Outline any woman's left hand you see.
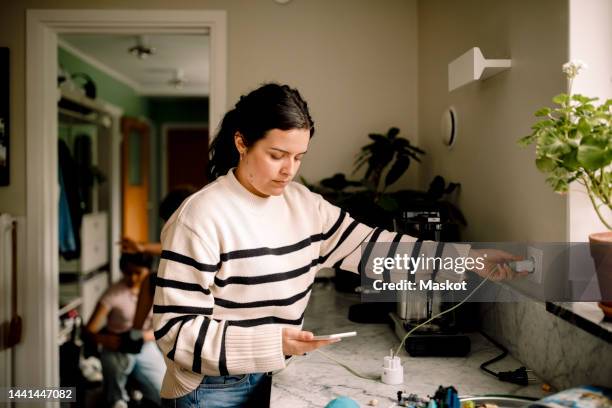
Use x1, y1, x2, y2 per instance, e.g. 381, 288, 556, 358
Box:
468, 249, 529, 281
282, 328, 339, 356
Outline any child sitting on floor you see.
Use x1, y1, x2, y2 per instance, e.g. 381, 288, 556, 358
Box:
85, 252, 165, 408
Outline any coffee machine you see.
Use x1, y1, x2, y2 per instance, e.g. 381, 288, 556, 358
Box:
391, 209, 473, 357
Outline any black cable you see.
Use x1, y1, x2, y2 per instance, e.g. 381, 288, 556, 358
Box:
479, 330, 534, 386
479, 329, 509, 377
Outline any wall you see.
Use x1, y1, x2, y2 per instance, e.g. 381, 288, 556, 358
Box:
59, 47, 149, 118
418, 0, 612, 390
0, 0, 419, 217
417, 0, 567, 243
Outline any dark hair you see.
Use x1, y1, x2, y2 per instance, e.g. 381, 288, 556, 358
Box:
159, 186, 196, 222
120, 252, 153, 272
208, 83, 315, 181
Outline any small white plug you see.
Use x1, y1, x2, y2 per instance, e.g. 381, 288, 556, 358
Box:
508, 257, 535, 273
381, 350, 403, 385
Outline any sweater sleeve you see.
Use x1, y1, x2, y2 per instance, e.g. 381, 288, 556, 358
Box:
315, 194, 470, 280
152, 220, 285, 377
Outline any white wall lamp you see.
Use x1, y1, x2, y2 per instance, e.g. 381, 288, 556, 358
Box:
448, 47, 511, 92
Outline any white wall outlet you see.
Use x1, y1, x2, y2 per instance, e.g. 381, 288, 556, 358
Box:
527, 246, 544, 284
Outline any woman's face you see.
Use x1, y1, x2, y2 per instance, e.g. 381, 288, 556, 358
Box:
235, 128, 310, 197
123, 265, 149, 288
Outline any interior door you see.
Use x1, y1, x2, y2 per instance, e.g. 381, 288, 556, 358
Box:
121, 117, 150, 243
166, 126, 209, 192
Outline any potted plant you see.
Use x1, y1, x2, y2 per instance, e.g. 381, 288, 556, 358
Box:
518, 60, 611, 317
303, 127, 466, 230
353, 127, 425, 196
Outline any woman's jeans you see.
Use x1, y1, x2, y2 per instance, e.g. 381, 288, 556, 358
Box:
161, 373, 272, 408
100, 341, 165, 406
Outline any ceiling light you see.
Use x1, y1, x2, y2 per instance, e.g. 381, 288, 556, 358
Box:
168, 69, 187, 89
128, 35, 156, 59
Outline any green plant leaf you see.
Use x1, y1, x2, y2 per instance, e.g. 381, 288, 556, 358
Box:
368, 133, 386, 143
320, 173, 363, 191
518, 134, 535, 146
376, 195, 399, 212
540, 132, 571, 156
387, 127, 400, 139
578, 138, 610, 170
536, 156, 556, 172
547, 175, 569, 193
572, 94, 599, 104
535, 108, 551, 117
577, 118, 592, 136
384, 156, 410, 187
560, 150, 580, 171
531, 119, 554, 130
408, 144, 426, 155
427, 175, 445, 200
552, 94, 570, 105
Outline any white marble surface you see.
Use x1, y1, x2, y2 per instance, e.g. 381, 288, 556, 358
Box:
271, 282, 545, 407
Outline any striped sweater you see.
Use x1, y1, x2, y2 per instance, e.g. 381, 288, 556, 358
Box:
153, 169, 468, 398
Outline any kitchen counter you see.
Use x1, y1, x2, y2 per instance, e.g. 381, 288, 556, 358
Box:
271, 281, 546, 407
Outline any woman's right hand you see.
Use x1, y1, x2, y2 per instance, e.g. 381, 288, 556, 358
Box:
282, 328, 339, 356
119, 237, 144, 254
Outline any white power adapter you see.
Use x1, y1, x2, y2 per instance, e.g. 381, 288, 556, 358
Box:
508, 257, 536, 273
381, 352, 403, 385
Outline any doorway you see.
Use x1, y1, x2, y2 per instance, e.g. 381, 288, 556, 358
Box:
25, 9, 226, 390
163, 123, 209, 195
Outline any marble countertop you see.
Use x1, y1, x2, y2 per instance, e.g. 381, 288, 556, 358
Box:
271, 281, 546, 407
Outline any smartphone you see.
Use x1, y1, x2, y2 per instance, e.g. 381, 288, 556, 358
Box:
311, 331, 357, 340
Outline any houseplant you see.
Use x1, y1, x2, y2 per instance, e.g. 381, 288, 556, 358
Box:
518, 60, 611, 316
303, 127, 466, 232
302, 127, 424, 228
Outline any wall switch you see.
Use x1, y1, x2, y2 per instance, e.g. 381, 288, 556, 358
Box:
527, 246, 544, 284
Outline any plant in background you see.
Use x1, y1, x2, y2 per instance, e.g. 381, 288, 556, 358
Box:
308, 127, 426, 214
518, 60, 612, 230
301, 127, 465, 230
353, 127, 425, 194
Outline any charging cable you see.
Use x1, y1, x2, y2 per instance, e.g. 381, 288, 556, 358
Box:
393, 264, 500, 358
316, 349, 379, 381
315, 263, 507, 383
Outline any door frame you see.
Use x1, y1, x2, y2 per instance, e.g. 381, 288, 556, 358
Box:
25, 9, 227, 391
161, 122, 209, 198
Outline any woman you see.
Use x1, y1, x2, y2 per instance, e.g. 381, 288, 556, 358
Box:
153, 83, 520, 407
85, 252, 165, 408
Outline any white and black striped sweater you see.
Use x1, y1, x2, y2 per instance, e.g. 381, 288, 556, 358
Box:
153, 169, 468, 398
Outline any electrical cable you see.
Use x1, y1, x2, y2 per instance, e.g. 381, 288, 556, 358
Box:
479, 329, 509, 377
315, 348, 379, 381
394, 264, 500, 358
314, 264, 502, 382
478, 329, 535, 386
